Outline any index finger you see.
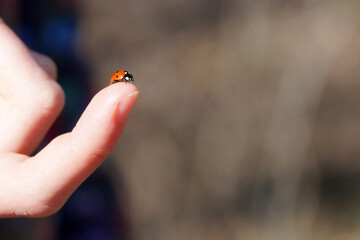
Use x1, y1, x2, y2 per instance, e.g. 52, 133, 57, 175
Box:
19, 83, 138, 217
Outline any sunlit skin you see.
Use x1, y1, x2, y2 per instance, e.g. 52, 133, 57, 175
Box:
0, 19, 139, 218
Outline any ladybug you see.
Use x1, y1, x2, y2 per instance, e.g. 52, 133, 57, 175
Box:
110, 70, 134, 84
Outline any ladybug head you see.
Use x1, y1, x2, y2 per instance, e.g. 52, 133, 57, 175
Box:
123, 71, 134, 83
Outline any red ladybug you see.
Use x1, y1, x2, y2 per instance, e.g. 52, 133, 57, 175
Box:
110, 70, 134, 84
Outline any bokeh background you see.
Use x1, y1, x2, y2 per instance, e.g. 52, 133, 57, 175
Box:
1, 0, 360, 239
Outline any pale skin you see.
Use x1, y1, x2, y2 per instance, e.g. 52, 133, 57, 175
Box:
0, 19, 139, 218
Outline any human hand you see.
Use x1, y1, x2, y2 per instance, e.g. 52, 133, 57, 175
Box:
0, 19, 138, 217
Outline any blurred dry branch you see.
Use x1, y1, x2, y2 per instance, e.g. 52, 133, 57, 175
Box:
81, 0, 360, 239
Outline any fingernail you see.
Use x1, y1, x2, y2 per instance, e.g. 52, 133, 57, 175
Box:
117, 91, 139, 121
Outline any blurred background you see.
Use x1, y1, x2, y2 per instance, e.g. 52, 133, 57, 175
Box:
1, 0, 360, 239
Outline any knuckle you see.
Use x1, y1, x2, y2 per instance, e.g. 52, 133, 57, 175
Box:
70, 134, 109, 162
32, 51, 58, 79
42, 56, 58, 80
35, 81, 65, 115
14, 185, 61, 218
89, 149, 109, 162
17, 201, 57, 218
7, 80, 65, 122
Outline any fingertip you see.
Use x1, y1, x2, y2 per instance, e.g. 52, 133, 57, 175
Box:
118, 90, 139, 121
104, 81, 139, 98
71, 81, 139, 154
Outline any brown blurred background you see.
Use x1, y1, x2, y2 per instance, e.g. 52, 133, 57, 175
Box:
81, 1, 360, 239
2, 0, 360, 239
